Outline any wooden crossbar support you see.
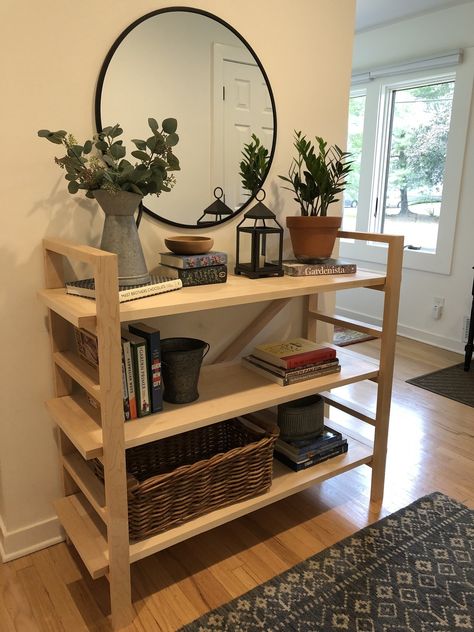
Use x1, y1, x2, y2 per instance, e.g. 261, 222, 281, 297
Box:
214, 298, 292, 363
308, 311, 382, 338
320, 391, 376, 426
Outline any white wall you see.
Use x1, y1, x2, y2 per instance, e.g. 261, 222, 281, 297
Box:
0, 0, 355, 560
337, 2, 474, 353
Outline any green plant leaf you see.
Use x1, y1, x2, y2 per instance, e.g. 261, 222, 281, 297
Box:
131, 150, 150, 162
165, 133, 179, 147
95, 140, 108, 152
68, 181, 79, 194
148, 118, 159, 131
109, 143, 126, 159
162, 118, 177, 134
131, 139, 147, 150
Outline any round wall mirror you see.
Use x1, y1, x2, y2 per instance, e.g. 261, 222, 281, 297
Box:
95, 8, 277, 228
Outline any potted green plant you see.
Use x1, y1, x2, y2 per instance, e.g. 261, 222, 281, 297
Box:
279, 131, 352, 261
239, 133, 270, 195
38, 118, 180, 286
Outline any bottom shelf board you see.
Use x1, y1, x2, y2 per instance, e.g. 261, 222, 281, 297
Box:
56, 434, 373, 576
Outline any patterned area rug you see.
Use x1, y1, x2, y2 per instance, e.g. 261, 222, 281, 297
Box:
333, 326, 376, 347
407, 362, 474, 408
180, 493, 473, 632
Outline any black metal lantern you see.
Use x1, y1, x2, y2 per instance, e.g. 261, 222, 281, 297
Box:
235, 190, 283, 278
197, 187, 234, 225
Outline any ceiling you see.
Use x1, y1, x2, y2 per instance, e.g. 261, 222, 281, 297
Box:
355, 0, 474, 32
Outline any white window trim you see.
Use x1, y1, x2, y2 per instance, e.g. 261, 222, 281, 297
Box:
341, 47, 474, 275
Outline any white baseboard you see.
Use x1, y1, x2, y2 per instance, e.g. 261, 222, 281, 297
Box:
0, 513, 64, 563
335, 307, 465, 355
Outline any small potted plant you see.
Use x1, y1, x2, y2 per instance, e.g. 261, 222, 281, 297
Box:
279, 131, 352, 261
38, 118, 180, 285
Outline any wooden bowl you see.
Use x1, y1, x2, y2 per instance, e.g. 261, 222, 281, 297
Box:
164, 236, 214, 255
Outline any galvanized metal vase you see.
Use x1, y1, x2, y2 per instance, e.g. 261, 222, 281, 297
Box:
93, 190, 151, 287
160, 337, 210, 404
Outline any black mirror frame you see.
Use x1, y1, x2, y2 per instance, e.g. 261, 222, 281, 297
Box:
95, 6, 277, 230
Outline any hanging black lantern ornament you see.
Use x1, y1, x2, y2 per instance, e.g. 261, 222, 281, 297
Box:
235, 189, 283, 279
197, 187, 234, 225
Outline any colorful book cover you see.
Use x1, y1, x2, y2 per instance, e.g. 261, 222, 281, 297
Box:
252, 337, 337, 370
128, 322, 163, 413
274, 441, 348, 471
74, 327, 99, 368
121, 330, 151, 417
159, 251, 227, 269
122, 338, 137, 419
154, 264, 227, 287
281, 259, 357, 276
65, 275, 182, 303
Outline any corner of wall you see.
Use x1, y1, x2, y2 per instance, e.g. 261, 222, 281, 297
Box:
0, 513, 64, 563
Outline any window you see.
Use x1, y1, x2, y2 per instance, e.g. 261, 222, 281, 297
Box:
341, 50, 473, 274
342, 93, 366, 231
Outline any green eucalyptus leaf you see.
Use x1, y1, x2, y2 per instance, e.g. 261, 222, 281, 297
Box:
162, 118, 177, 134
83, 140, 93, 154
68, 181, 79, 194
131, 150, 150, 161
131, 139, 147, 150
110, 143, 126, 159
95, 140, 108, 152
148, 118, 159, 131
165, 133, 179, 147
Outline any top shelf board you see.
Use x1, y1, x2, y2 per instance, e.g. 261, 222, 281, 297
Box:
38, 270, 386, 327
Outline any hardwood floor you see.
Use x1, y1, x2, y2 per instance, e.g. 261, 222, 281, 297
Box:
1, 336, 472, 631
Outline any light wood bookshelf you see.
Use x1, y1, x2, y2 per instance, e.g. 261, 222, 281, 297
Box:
39, 230, 403, 630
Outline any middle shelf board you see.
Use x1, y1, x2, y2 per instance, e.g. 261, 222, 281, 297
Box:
48, 345, 379, 458
56, 431, 373, 578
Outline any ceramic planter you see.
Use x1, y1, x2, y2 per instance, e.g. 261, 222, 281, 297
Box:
286, 215, 342, 262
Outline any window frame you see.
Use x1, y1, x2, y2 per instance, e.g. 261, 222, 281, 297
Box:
340, 51, 474, 275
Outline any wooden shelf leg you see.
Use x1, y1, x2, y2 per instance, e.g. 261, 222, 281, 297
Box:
370, 236, 403, 508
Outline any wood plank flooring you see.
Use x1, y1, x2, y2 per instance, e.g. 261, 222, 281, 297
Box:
1, 336, 472, 631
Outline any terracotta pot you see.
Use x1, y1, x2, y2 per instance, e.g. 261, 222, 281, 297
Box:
286, 215, 342, 262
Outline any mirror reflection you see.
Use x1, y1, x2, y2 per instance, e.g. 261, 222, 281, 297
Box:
96, 9, 276, 228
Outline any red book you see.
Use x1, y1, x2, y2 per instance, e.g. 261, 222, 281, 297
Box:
252, 337, 337, 370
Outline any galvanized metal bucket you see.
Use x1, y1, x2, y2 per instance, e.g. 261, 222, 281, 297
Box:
161, 337, 210, 404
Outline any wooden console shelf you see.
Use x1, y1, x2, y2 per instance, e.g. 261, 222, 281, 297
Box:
39, 231, 403, 629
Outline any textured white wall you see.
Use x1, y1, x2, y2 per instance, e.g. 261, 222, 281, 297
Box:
0, 0, 355, 559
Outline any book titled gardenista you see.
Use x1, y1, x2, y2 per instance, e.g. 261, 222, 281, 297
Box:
281, 259, 357, 276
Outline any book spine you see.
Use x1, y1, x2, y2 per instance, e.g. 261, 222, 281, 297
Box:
128, 326, 163, 413
178, 265, 227, 287
118, 279, 182, 302
122, 340, 137, 419
121, 348, 130, 421
275, 436, 346, 460
283, 349, 337, 370
274, 442, 348, 471
247, 354, 339, 377
160, 252, 228, 269
285, 365, 341, 385
283, 264, 357, 276
131, 342, 151, 417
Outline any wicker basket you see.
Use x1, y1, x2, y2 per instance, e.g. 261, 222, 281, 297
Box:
94, 417, 278, 541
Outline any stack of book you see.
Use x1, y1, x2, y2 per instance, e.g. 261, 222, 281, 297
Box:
74, 322, 163, 421
242, 337, 341, 386
274, 426, 348, 471
154, 250, 228, 287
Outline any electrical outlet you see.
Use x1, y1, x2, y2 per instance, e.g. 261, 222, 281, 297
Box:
433, 297, 445, 307
463, 316, 470, 343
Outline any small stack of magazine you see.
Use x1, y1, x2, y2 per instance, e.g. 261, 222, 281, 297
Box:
242, 337, 341, 386
274, 426, 348, 471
